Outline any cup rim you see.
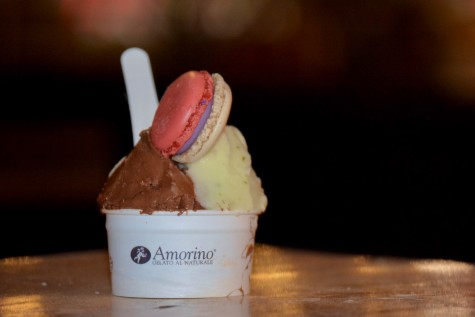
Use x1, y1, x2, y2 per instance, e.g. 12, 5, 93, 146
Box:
102, 208, 263, 216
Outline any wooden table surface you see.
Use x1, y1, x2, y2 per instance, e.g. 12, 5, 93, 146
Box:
1, 244, 474, 316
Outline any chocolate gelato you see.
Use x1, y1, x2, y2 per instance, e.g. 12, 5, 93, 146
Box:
97, 130, 204, 214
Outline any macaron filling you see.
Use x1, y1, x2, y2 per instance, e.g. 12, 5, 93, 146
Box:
176, 98, 213, 155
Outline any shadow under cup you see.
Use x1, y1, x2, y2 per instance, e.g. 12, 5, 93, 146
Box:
104, 209, 260, 298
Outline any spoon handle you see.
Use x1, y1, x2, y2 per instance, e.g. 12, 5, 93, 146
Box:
121, 47, 159, 145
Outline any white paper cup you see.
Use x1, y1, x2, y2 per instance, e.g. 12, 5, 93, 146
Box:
104, 209, 259, 298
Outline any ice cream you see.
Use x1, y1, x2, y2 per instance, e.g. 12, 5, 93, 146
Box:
97, 129, 203, 214
99, 59, 267, 298
97, 70, 267, 214
186, 125, 267, 212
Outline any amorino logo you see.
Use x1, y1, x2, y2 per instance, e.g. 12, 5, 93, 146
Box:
152, 246, 216, 266
130, 246, 151, 264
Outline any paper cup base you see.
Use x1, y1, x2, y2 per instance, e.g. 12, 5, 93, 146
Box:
105, 210, 259, 298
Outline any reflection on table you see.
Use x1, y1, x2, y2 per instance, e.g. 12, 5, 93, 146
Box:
1, 244, 474, 316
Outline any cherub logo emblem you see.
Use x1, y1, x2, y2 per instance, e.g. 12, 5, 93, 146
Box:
130, 246, 151, 264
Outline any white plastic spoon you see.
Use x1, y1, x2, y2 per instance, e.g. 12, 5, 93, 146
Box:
121, 47, 159, 145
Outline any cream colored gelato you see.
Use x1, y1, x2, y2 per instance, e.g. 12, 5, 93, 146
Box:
186, 126, 267, 213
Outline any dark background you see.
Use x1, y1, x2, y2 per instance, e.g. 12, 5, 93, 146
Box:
1, 1, 475, 262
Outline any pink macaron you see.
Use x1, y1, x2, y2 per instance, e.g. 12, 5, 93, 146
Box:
150, 70, 232, 164
150, 70, 213, 157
